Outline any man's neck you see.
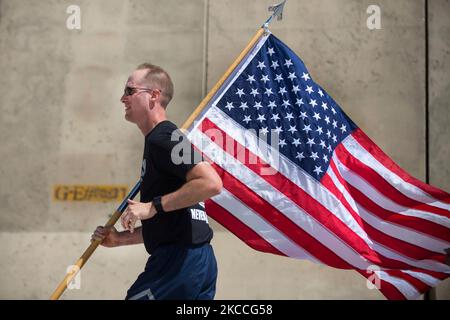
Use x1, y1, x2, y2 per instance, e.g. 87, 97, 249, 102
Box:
138, 113, 167, 136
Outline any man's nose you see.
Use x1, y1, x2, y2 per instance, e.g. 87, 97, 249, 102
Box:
120, 94, 126, 103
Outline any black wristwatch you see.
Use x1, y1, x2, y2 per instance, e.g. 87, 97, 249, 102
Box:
152, 195, 165, 214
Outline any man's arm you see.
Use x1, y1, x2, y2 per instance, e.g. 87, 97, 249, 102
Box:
118, 227, 144, 245
161, 161, 222, 212
121, 161, 222, 231
91, 226, 144, 247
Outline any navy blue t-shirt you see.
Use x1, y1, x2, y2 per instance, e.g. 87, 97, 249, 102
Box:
139, 120, 213, 254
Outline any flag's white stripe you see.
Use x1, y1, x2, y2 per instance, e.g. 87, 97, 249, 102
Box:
375, 271, 420, 300
193, 107, 371, 246
343, 135, 450, 212
326, 163, 359, 213
326, 160, 450, 253
402, 271, 441, 287
190, 32, 271, 132
370, 241, 450, 274
192, 128, 380, 271
333, 153, 450, 228
211, 189, 319, 263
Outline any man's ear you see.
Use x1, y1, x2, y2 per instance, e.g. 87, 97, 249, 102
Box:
152, 90, 161, 103
148, 90, 161, 109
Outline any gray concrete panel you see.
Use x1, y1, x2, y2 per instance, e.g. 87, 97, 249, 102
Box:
429, 0, 450, 191
428, 0, 450, 299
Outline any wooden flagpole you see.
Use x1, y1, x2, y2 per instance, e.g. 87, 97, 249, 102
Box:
50, 182, 141, 300
50, 0, 286, 300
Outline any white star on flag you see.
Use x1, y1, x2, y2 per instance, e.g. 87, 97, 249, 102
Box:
246, 75, 256, 84
284, 59, 293, 67
301, 72, 310, 81
257, 61, 265, 70
225, 102, 234, 111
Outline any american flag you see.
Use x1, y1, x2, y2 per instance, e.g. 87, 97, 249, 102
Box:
186, 32, 450, 299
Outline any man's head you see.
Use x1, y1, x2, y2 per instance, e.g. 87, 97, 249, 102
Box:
120, 63, 174, 126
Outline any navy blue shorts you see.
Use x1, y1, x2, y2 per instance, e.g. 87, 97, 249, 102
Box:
125, 243, 217, 300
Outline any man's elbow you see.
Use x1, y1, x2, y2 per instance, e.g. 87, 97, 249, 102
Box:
191, 162, 223, 198
207, 176, 223, 197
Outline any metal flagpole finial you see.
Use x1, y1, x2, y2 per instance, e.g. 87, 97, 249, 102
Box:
263, 0, 287, 32
268, 0, 287, 21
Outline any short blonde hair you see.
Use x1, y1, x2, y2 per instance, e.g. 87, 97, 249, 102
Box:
136, 63, 174, 108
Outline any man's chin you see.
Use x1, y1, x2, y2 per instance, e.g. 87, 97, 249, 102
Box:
124, 115, 134, 123
124, 112, 138, 124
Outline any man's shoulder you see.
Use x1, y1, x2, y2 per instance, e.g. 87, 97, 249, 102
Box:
147, 120, 176, 141
146, 120, 187, 149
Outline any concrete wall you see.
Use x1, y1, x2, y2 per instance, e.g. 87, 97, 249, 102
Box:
429, 0, 450, 192
0, 0, 448, 299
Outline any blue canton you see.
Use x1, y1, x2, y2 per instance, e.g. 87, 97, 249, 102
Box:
216, 34, 357, 180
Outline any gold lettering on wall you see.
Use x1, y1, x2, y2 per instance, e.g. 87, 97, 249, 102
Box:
53, 185, 128, 202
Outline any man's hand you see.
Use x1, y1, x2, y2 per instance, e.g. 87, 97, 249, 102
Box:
121, 199, 157, 233
91, 226, 121, 247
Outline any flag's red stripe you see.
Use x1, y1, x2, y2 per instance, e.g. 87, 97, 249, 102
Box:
322, 171, 445, 262
199, 119, 444, 271
205, 199, 283, 256
320, 172, 363, 228
328, 158, 348, 191
351, 129, 450, 203
335, 144, 450, 219
210, 162, 349, 269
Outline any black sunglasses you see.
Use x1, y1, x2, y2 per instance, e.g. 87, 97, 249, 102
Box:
124, 86, 154, 97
